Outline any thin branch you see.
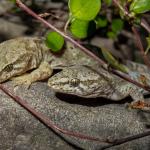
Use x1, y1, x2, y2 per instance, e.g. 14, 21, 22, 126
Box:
1, 84, 150, 147
102, 130, 150, 149
15, 0, 150, 93
16, 0, 105, 66
113, 0, 150, 68
132, 26, 150, 68
109, 68, 150, 91
0, 84, 108, 143
113, 0, 150, 34
12, 0, 150, 147
141, 18, 150, 34
112, 0, 131, 18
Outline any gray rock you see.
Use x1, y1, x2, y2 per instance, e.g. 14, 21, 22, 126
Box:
0, 1, 28, 41
0, 81, 149, 150
0, 0, 13, 14
0, 19, 28, 41
0, 82, 75, 150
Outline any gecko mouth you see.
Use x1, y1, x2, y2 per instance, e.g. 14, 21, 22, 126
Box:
48, 82, 91, 98
0, 70, 13, 83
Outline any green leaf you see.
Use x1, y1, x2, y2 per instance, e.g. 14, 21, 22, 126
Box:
70, 19, 96, 39
107, 31, 117, 39
104, 0, 112, 6
130, 0, 150, 14
111, 19, 124, 33
69, 0, 101, 21
95, 16, 108, 28
107, 19, 124, 39
101, 47, 129, 73
9, 0, 16, 3
145, 36, 150, 54
45, 32, 64, 52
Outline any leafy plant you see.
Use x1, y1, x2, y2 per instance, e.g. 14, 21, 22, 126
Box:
130, 0, 150, 14
107, 18, 124, 39
68, 0, 101, 21
45, 32, 64, 52
13, 0, 150, 145
44, 0, 150, 72
70, 19, 96, 39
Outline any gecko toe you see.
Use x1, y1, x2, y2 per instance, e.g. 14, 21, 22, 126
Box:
11, 75, 32, 89
129, 100, 150, 111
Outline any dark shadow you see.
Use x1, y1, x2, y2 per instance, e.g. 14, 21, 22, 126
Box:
0, 33, 9, 42
55, 92, 132, 107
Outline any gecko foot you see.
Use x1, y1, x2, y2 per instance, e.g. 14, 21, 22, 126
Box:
11, 74, 32, 89
129, 100, 150, 111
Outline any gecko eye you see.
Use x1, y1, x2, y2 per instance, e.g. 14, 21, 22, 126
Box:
70, 78, 80, 86
3, 64, 13, 72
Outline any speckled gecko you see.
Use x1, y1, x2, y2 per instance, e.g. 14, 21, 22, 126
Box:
48, 65, 150, 109
0, 37, 149, 109
0, 37, 99, 86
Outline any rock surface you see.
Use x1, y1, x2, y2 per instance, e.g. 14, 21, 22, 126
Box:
0, 81, 149, 150
0, 1, 149, 149
0, 19, 28, 40
0, 0, 13, 14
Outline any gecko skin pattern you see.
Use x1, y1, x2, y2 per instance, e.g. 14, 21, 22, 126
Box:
48, 65, 147, 102
0, 37, 54, 86
1, 37, 150, 108
0, 37, 99, 86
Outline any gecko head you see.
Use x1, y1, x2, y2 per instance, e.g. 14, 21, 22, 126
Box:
48, 66, 100, 97
0, 54, 33, 83
0, 38, 36, 83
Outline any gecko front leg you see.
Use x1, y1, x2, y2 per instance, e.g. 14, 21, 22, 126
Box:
11, 61, 53, 88
112, 81, 150, 110
48, 65, 150, 111
122, 84, 150, 111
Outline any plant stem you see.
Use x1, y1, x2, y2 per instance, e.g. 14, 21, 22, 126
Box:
132, 26, 150, 68
141, 18, 150, 33
6, 0, 149, 145
113, 0, 150, 68
16, 0, 150, 92
102, 130, 150, 149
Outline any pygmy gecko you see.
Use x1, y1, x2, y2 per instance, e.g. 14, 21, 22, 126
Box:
0, 37, 99, 86
0, 37, 149, 109
48, 65, 150, 109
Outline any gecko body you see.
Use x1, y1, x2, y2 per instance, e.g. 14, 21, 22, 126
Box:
48, 65, 148, 103
0, 37, 99, 86
0, 37, 54, 85
0, 37, 150, 107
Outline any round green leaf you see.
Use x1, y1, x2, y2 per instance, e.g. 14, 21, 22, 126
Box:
107, 31, 117, 39
95, 16, 108, 28
69, 0, 101, 21
70, 19, 96, 39
9, 0, 16, 3
130, 0, 150, 14
45, 32, 64, 52
111, 19, 124, 33
105, 0, 112, 6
